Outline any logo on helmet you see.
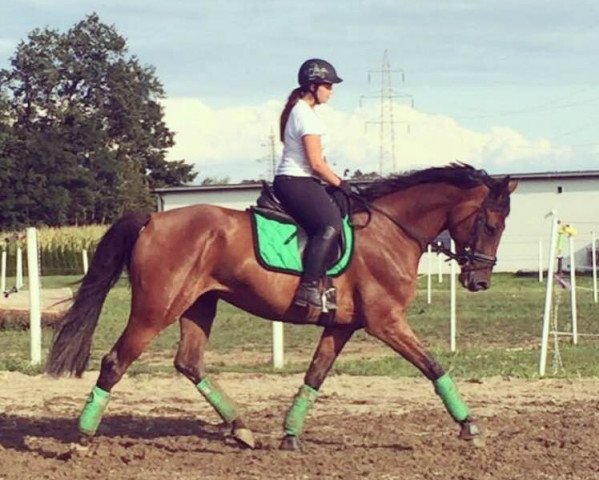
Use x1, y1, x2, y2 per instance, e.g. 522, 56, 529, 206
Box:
308, 63, 329, 80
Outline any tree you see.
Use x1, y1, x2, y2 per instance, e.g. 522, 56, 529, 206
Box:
200, 176, 230, 185
0, 13, 196, 227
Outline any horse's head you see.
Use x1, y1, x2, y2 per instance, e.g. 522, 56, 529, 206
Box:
448, 176, 518, 292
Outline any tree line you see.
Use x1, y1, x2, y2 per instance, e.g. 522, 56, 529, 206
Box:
0, 14, 384, 230
0, 14, 196, 228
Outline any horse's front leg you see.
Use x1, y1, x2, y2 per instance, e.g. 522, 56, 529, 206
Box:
367, 312, 479, 441
280, 326, 355, 451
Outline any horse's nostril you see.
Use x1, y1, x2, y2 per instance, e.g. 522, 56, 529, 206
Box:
476, 281, 489, 290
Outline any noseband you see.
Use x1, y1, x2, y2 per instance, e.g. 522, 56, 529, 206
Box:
434, 196, 506, 269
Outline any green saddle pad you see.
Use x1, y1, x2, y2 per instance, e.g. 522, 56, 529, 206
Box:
250, 210, 354, 277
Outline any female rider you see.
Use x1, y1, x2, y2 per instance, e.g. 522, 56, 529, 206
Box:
273, 58, 351, 309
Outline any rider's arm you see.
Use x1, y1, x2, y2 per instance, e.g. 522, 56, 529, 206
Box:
303, 134, 342, 187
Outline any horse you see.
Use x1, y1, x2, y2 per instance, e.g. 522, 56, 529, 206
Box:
46, 163, 517, 451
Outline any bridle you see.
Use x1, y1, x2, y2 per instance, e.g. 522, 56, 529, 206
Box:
345, 188, 506, 270
432, 198, 500, 270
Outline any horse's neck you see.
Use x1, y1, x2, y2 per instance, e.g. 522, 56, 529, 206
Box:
375, 183, 476, 246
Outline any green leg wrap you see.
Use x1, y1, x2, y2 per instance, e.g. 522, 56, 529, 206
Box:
434, 373, 469, 422
196, 377, 238, 423
283, 384, 319, 437
79, 385, 110, 436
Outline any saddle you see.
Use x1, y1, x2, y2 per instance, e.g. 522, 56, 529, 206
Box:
254, 181, 292, 221
255, 180, 352, 218
248, 181, 354, 278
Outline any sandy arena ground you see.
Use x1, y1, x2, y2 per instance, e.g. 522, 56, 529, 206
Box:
0, 371, 598, 480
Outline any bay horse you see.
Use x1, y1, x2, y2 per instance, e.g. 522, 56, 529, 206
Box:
46, 163, 517, 450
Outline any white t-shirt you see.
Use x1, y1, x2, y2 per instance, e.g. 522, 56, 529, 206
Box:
275, 99, 328, 177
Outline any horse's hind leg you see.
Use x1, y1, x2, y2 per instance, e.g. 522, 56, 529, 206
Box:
79, 313, 165, 437
280, 326, 355, 451
174, 293, 255, 448
367, 313, 479, 441
173, 293, 217, 385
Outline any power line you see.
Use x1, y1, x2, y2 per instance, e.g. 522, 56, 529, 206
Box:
457, 96, 599, 120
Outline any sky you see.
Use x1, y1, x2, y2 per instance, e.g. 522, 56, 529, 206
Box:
1, 0, 599, 183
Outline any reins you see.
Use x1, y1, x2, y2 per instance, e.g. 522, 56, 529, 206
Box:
344, 190, 428, 252
343, 187, 499, 268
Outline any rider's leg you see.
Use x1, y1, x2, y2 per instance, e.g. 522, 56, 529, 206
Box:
294, 225, 339, 307
273, 176, 342, 308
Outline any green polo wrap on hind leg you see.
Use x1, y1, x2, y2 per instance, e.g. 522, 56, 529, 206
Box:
284, 384, 319, 436
196, 377, 238, 423
79, 385, 111, 436
434, 373, 469, 422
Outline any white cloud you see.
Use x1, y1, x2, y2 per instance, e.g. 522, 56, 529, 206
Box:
321, 104, 566, 175
162, 97, 570, 182
163, 97, 281, 180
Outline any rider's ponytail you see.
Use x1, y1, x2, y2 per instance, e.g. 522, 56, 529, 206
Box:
279, 87, 305, 142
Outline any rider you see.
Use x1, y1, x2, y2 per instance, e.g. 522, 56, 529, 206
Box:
273, 58, 351, 309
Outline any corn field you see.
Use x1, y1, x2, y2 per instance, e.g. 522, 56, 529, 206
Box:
1, 225, 108, 276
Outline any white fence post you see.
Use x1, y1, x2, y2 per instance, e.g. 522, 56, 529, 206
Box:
1, 247, 6, 294
450, 239, 457, 353
272, 322, 284, 369
569, 235, 577, 345
437, 244, 443, 283
82, 249, 89, 275
27, 227, 42, 365
539, 214, 559, 377
427, 244, 432, 304
16, 245, 23, 290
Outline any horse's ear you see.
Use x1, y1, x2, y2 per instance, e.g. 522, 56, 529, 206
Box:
491, 176, 517, 199
500, 176, 517, 192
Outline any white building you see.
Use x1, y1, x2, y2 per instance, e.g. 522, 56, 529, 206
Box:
154, 170, 599, 273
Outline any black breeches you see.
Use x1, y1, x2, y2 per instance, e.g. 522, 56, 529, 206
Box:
273, 175, 342, 282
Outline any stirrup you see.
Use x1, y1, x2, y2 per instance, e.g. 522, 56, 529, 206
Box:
322, 286, 337, 312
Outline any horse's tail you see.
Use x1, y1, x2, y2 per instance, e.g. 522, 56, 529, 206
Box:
45, 211, 151, 377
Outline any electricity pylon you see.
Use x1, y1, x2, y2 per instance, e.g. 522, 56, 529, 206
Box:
257, 127, 278, 180
360, 50, 413, 175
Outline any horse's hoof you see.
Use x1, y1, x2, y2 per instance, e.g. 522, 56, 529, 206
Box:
70, 440, 90, 454
458, 418, 480, 441
78, 435, 93, 447
232, 427, 256, 449
279, 435, 302, 451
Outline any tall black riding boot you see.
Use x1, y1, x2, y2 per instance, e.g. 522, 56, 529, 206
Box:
292, 226, 340, 309
292, 280, 322, 308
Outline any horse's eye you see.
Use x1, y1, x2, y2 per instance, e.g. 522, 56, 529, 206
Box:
484, 224, 498, 235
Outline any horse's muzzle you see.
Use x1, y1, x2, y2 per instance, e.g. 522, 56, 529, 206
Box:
460, 271, 490, 292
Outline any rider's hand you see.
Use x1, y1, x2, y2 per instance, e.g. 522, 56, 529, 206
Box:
338, 180, 353, 196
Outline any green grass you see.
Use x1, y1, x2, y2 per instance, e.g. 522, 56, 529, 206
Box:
1, 273, 598, 378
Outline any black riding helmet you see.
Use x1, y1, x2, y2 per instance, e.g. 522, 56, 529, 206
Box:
298, 59, 343, 88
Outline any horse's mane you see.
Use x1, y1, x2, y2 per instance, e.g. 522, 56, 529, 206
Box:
359, 163, 493, 201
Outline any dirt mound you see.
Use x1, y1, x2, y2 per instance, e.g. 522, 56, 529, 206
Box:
0, 288, 71, 328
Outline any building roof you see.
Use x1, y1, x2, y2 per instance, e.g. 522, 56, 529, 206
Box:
153, 169, 599, 194
507, 170, 599, 181
154, 183, 264, 194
